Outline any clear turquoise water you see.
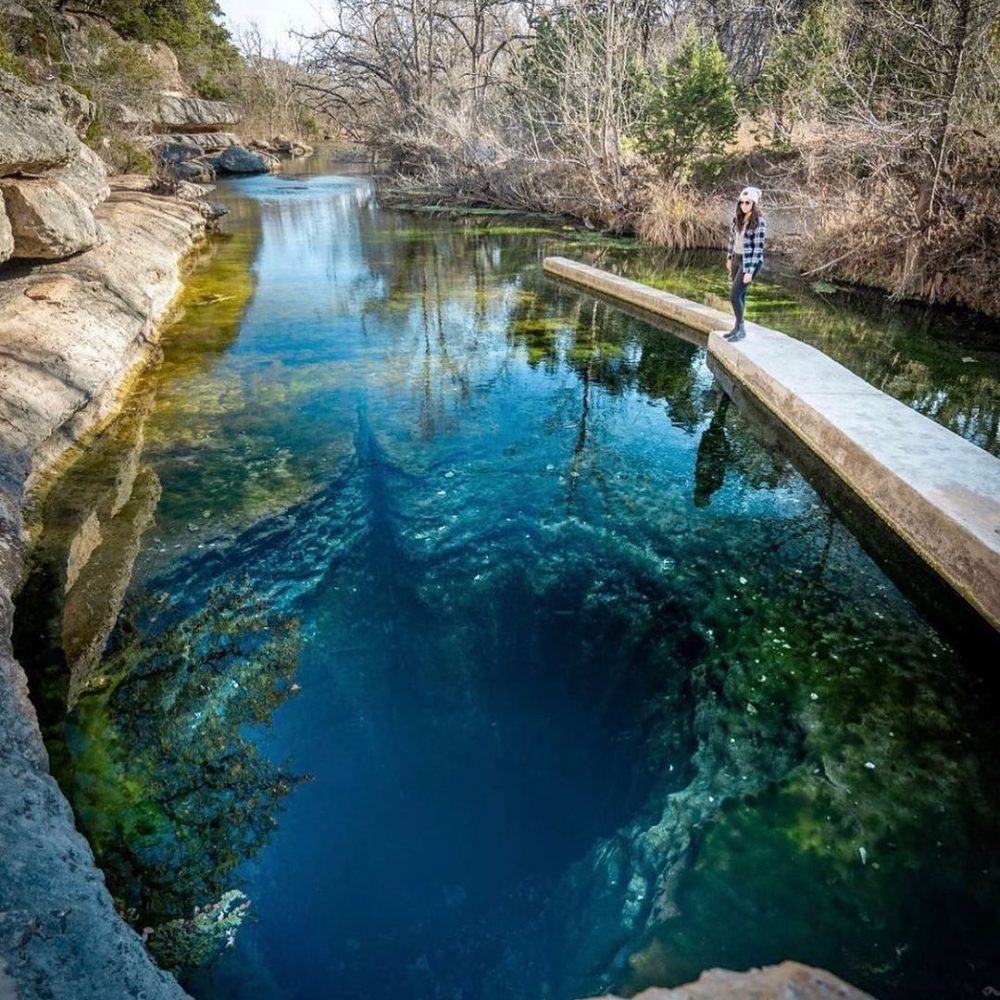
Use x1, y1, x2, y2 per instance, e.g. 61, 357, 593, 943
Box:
21, 159, 1000, 1000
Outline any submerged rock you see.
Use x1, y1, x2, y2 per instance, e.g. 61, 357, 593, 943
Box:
145, 890, 251, 971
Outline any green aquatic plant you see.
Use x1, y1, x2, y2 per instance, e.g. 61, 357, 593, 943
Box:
613, 563, 996, 997
52, 581, 302, 959
560, 233, 641, 250
160, 222, 261, 383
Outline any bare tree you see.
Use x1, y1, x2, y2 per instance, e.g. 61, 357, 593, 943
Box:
298, 0, 536, 140
506, 0, 650, 219
231, 22, 309, 138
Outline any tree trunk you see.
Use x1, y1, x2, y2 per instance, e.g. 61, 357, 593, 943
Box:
925, 0, 971, 224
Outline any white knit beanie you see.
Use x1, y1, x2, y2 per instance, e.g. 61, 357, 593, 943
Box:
740, 186, 762, 205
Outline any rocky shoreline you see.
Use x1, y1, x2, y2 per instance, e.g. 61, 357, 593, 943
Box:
0, 179, 211, 998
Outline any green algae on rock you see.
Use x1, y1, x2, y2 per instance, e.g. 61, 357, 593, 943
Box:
50, 583, 301, 962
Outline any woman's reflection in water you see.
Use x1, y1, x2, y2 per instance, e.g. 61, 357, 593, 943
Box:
693, 393, 731, 507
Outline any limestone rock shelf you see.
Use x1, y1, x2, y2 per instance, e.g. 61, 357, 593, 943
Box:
0, 183, 211, 1000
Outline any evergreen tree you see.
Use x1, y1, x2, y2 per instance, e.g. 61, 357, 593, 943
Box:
636, 27, 738, 180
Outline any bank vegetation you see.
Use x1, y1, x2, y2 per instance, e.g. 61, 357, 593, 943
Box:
3, 0, 997, 315
297, 0, 1000, 317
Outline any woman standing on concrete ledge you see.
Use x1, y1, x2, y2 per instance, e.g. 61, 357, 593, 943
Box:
725, 186, 766, 342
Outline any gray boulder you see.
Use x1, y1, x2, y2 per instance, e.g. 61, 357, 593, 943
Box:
174, 180, 216, 201
271, 135, 314, 157
53, 82, 96, 134
0, 178, 99, 258
0, 191, 13, 263
0, 70, 79, 176
218, 145, 278, 175
172, 158, 216, 183
152, 142, 217, 183
163, 131, 240, 152
48, 143, 110, 209
156, 141, 200, 164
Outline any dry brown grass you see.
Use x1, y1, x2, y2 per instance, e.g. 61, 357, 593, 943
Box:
635, 181, 725, 251
795, 131, 1000, 316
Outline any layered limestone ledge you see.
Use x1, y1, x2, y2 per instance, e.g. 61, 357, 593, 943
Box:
542, 256, 1000, 634
153, 94, 240, 133
0, 182, 210, 1000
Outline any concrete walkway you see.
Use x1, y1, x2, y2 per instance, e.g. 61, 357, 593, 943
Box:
542, 256, 1000, 634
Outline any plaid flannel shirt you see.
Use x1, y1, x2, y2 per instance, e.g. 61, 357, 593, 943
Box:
727, 217, 767, 277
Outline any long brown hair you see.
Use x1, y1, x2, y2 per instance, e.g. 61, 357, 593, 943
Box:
732, 200, 761, 231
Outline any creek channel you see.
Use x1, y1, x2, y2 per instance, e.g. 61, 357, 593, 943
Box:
13, 153, 1000, 1000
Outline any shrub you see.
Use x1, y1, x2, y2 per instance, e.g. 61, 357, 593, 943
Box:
104, 134, 153, 174
756, 3, 844, 144
73, 22, 163, 121
636, 27, 739, 182
0, 43, 30, 81
193, 74, 228, 100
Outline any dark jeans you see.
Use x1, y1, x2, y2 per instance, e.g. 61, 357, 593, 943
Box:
730, 255, 749, 330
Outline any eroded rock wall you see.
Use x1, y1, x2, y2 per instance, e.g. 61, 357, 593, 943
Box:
0, 168, 212, 1000
154, 93, 241, 132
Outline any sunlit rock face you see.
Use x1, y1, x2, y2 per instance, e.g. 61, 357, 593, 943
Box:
0, 80, 212, 995
160, 132, 241, 152
0, 70, 108, 262
49, 143, 112, 209
140, 41, 186, 94
0, 71, 79, 176
0, 177, 101, 258
6, 184, 274, 980
0, 191, 12, 263
584, 960, 874, 999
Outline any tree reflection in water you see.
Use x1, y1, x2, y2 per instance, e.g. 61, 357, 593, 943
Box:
693, 394, 730, 508
55, 583, 302, 970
